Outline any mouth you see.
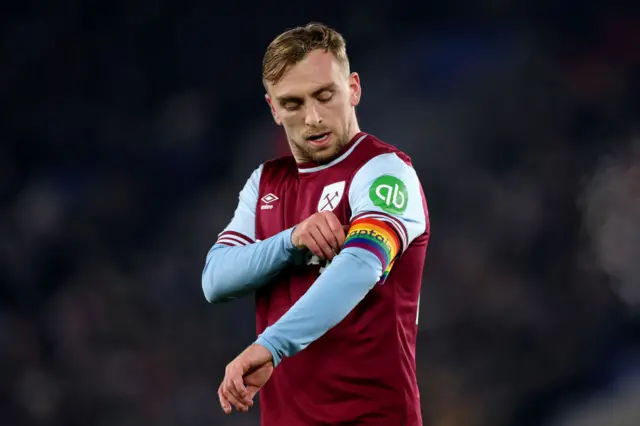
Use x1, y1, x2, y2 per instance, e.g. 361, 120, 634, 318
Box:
305, 132, 331, 146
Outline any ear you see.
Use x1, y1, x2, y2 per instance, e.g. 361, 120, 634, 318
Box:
265, 94, 282, 126
348, 72, 361, 107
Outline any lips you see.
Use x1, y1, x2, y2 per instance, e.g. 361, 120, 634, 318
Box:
306, 132, 331, 144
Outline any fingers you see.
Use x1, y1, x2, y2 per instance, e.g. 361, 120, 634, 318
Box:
226, 389, 249, 412
294, 212, 349, 260
308, 224, 335, 260
232, 374, 253, 407
302, 227, 325, 259
322, 213, 347, 250
226, 377, 250, 411
246, 384, 260, 402
220, 365, 253, 413
218, 383, 248, 414
218, 384, 231, 414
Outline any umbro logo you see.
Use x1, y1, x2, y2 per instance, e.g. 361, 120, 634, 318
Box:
261, 193, 278, 204
260, 193, 278, 210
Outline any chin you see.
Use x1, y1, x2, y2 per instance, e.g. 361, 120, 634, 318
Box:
310, 144, 343, 164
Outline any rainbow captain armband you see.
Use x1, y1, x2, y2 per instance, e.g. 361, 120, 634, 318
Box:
343, 217, 401, 282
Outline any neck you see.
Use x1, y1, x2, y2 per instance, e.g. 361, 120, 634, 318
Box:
347, 121, 362, 141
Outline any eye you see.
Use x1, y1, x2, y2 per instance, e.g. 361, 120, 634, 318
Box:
283, 102, 301, 111
317, 91, 333, 103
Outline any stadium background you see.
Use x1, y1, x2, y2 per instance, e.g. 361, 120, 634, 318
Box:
2, 1, 639, 425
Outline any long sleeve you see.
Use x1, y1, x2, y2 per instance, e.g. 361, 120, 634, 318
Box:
203, 164, 300, 303
255, 246, 383, 366
202, 228, 298, 303
254, 151, 427, 366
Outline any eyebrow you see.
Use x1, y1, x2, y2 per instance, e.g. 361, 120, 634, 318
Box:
277, 83, 337, 104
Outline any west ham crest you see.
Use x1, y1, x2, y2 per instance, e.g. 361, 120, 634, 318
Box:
317, 181, 346, 212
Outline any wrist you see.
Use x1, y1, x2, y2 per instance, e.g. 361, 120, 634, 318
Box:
289, 226, 299, 248
247, 342, 275, 367
285, 227, 303, 251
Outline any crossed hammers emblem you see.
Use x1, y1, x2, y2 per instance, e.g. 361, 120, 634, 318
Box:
320, 191, 339, 211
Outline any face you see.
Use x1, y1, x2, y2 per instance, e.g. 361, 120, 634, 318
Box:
265, 49, 361, 164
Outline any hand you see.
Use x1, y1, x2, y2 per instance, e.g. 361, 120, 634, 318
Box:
218, 344, 274, 414
291, 211, 349, 261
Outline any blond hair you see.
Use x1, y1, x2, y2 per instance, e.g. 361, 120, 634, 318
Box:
262, 23, 350, 88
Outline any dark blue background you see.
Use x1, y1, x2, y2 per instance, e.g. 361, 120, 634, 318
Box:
2, 1, 639, 425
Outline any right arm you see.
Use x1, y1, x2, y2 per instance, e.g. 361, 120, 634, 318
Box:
202, 165, 298, 303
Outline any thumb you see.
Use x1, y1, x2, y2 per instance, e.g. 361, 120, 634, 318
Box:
247, 385, 260, 401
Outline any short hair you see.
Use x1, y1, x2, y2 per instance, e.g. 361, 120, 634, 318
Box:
262, 23, 350, 88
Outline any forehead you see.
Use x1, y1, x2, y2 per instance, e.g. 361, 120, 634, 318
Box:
269, 50, 346, 98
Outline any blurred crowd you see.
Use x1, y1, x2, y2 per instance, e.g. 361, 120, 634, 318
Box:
1, 2, 639, 426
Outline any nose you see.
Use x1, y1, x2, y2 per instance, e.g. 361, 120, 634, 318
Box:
304, 104, 322, 127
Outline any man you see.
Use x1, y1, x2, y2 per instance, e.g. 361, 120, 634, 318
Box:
202, 23, 430, 425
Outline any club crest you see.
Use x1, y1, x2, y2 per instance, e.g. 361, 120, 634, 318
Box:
317, 181, 346, 212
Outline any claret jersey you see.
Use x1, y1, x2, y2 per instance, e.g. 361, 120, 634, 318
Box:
216, 132, 430, 425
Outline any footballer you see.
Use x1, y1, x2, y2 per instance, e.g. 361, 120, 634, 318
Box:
202, 22, 430, 426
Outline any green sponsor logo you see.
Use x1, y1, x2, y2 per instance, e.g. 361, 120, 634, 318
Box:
369, 175, 408, 214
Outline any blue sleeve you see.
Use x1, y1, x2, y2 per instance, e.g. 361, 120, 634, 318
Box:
254, 247, 383, 366
348, 152, 427, 251
203, 164, 304, 303
215, 165, 262, 246
202, 228, 299, 303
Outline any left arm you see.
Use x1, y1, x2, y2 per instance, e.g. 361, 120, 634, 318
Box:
219, 153, 428, 413
255, 152, 427, 366
256, 246, 386, 366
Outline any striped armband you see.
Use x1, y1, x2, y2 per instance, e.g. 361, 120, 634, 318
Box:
343, 216, 402, 281
215, 230, 254, 246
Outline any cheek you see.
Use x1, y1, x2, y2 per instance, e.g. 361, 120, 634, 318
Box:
327, 103, 348, 123
281, 114, 304, 133
281, 113, 300, 126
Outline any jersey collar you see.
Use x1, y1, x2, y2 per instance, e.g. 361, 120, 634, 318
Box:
297, 132, 368, 174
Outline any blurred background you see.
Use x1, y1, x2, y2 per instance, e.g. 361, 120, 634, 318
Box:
2, 1, 640, 425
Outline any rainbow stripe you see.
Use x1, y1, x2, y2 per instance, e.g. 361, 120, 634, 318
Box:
343, 217, 401, 282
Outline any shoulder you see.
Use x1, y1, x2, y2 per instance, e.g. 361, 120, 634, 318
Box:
349, 150, 422, 202
244, 155, 297, 189
348, 135, 424, 213
350, 134, 417, 181
346, 136, 428, 249
261, 155, 297, 178
354, 133, 415, 170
